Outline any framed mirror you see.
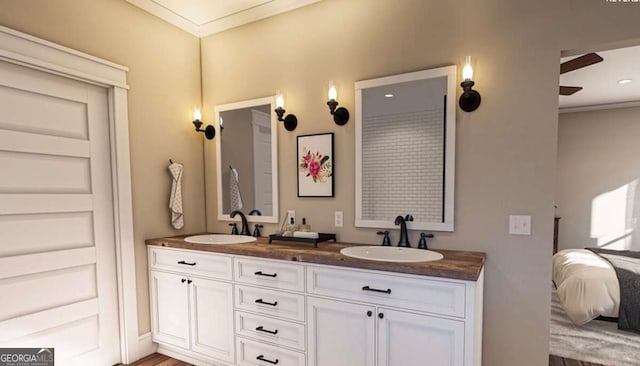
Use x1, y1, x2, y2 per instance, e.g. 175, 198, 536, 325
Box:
355, 65, 456, 231
215, 96, 279, 223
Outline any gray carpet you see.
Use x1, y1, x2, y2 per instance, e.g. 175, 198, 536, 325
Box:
550, 290, 640, 366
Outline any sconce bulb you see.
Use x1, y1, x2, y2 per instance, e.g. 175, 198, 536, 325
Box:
193, 109, 202, 121
328, 82, 337, 101
276, 93, 285, 109
462, 56, 473, 81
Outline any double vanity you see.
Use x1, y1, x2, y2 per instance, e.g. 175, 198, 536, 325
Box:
151, 63, 481, 366
146, 235, 485, 366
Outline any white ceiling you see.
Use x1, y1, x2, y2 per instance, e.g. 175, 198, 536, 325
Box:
559, 45, 640, 111
126, 0, 321, 37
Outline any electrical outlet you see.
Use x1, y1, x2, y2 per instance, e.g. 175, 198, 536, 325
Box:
287, 210, 296, 223
334, 211, 343, 227
509, 215, 531, 235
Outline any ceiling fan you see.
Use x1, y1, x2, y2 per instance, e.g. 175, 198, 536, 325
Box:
559, 52, 604, 96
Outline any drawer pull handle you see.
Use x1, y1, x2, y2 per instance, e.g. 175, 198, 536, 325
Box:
362, 286, 391, 294
177, 260, 196, 266
256, 355, 279, 365
255, 298, 278, 307
255, 326, 279, 335
254, 271, 278, 278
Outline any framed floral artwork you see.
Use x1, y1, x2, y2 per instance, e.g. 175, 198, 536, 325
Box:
297, 133, 334, 197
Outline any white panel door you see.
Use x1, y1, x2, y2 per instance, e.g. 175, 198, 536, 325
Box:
251, 109, 272, 215
190, 277, 234, 363
307, 296, 375, 366
0, 60, 120, 365
378, 308, 465, 366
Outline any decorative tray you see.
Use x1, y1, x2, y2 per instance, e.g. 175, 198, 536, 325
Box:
268, 233, 337, 248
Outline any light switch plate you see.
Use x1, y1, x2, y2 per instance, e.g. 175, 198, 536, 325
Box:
334, 211, 343, 227
509, 215, 531, 235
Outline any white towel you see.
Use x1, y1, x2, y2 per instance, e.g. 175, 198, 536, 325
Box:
230, 167, 243, 211
168, 162, 184, 229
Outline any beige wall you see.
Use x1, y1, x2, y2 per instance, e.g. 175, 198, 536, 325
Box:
3, 0, 640, 363
0, 0, 204, 335
557, 106, 640, 251
201, 1, 640, 365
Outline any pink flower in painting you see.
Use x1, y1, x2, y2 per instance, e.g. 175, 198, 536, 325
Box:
309, 160, 321, 177
299, 147, 332, 183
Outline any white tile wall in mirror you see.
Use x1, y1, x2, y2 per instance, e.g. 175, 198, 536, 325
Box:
355, 65, 456, 231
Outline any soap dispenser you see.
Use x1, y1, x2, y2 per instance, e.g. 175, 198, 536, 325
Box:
229, 223, 239, 235
286, 217, 299, 232
300, 217, 311, 232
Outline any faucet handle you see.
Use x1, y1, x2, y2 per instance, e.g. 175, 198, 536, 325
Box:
253, 224, 264, 237
417, 232, 434, 249
376, 231, 391, 246
229, 223, 239, 235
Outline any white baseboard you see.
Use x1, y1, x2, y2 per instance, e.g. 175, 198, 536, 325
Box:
137, 332, 157, 360
158, 344, 231, 366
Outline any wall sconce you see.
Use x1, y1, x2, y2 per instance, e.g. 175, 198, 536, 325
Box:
327, 81, 350, 126
459, 56, 482, 112
274, 92, 298, 131
192, 109, 215, 139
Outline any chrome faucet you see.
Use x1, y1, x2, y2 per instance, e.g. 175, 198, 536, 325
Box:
230, 210, 250, 236
394, 214, 414, 247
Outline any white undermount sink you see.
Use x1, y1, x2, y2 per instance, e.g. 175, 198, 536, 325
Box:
340, 246, 444, 263
184, 234, 257, 245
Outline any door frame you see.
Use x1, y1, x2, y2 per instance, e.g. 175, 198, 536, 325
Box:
0, 25, 140, 363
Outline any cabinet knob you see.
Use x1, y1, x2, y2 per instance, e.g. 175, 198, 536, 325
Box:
187, 279, 192, 284
378, 312, 384, 319
367, 311, 373, 317
181, 278, 186, 283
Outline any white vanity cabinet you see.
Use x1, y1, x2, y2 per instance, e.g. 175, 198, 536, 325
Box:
149, 247, 235, 365
147, 244, 484, 366
306, 265, 483, 366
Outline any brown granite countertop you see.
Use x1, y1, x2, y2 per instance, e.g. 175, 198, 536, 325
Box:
145, 235, 485, 281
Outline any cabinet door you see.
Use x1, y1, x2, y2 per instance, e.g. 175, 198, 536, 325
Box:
378, 308, 465, 366
150, 270, 190, 349
190, 277, 235, 363
307, 296, 375, 366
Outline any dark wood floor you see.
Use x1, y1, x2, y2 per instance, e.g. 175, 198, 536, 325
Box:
122, 353, 605, 366
117, 353, 193, 366
549, 354, 607, 366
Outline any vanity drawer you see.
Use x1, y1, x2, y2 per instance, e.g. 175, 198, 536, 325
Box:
235, 311, 306, 351
235, 285, 305, 322
148, 247, 232, 280
236, 337, 305, 366
234, 257, 305, 292
306, 265, 466, 318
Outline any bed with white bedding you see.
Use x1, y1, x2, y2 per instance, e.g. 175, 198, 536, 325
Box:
552, 249, 620, 325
